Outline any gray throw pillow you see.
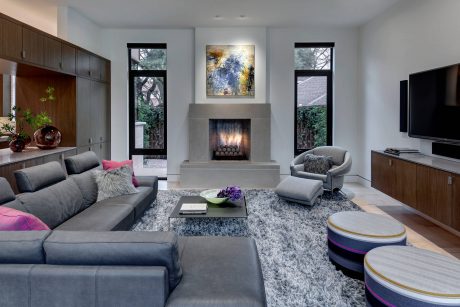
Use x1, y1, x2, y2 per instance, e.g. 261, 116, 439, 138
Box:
94, 165, 139, 202
303, 154, 333, 174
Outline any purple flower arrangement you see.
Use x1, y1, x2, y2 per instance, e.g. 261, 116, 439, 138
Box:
217, 186, 243, 201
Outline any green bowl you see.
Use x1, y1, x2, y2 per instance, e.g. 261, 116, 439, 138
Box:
200, 189, 228, 204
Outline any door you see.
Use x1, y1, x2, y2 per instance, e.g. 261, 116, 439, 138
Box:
76, 49, 91, 77
44, 36, 61, 70
450, 174, 460, 230
394, 159, 417, 208
22, 27, 44, 65
76, 78, 92, 146
1, 18, 22, 60
61, 44, 76, 74
90, 81, 108, 143
371, 152, 395, 197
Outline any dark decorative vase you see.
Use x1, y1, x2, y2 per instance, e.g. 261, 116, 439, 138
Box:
9, 138, 26, 152
34, 125, 61, 149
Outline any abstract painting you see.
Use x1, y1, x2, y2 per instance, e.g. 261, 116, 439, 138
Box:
206, 45, 255, 97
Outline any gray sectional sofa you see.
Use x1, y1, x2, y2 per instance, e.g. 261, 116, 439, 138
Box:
0, 151, 267, 307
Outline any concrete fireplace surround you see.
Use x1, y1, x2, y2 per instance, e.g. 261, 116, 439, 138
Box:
180, 104, 280, 188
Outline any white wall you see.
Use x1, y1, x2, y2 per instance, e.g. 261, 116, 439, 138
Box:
269, 27, 360, 176
359, 0, 460, 180
102, 28, 194, 180
57, 6, 104, 56
0, 0, 57, 35
195, 27, 267, 104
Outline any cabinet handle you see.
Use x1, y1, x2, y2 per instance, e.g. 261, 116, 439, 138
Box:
59, 62, 62, 69
21, 50, 26, 59
388, 159, 393, 166
448, 176, 453, 185
89, 138, 92, 144
89, 70, 92, 77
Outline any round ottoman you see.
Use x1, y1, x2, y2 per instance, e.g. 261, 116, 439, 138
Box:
327, 212, 406, 277
365, 246, 460, 306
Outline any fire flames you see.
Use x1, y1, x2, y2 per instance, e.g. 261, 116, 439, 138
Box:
219, 131, 242, 147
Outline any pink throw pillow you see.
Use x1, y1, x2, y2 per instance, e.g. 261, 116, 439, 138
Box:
0, 207, 50, 231
102, 160, 139, 187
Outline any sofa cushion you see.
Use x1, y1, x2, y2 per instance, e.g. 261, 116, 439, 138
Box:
69, 170, 98, 209
95, 166, 139, 202
166, 236, 266, 307
97, 186, 154, 220
0, 206, 50, 231
44, 231, 183, 290
102, 159, 139, 187
0, 177, 15, 205
16, 179, 84, 229
65, 151, 100, 175
0, 230, 50, 263
14, 161, 66, 193
54, 203, 134, 231
303, 154, 333, 174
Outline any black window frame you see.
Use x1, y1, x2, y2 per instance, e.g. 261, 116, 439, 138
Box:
294, 42, 334, 156
128, 43, 167, 157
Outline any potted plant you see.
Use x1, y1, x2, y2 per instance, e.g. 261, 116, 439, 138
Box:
33, 86, 61, 150
0, 106, 32, 152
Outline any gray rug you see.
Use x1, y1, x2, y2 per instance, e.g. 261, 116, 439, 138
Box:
132, 189, 365, 307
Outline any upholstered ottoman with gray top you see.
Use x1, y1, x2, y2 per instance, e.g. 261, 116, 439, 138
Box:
327, 212, 406, 278
275, 176, 323, 206
365, 246, 460, 306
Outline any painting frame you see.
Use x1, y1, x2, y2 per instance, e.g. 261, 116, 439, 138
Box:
206, 45, 255, 97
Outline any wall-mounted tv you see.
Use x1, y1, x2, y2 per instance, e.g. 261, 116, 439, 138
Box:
409, 64, 460, 142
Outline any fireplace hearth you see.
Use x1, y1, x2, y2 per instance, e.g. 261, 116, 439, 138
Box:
209, 119, 250, 160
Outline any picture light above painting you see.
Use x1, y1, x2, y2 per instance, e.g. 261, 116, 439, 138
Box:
206, 45, 255, 97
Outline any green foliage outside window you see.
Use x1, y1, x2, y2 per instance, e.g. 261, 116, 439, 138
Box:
297, 105, 327, 150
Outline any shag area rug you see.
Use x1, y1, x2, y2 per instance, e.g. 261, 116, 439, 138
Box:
132, 189, 365, 307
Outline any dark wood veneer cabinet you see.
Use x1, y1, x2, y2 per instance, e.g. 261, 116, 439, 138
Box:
22, 27, 44, 65
76, 49, 91, 77
44, 36, 61, 70
372, 151, 459, 232
61, 43, 76, 74
1, 18, 22, 60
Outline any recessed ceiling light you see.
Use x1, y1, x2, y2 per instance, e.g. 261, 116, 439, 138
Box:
213, 15, 223, 20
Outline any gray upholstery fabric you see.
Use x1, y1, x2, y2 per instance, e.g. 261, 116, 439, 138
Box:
137, 176, 159, 189
97, 186, 154, 220
0, 264, 168, 307
1, 199, 27, 212
54, 203, 134, 231
16, 179, 84, 229
64, 151, 100, 175
291, 146, 352, 191
275, 176, 323, 206
0, 177, 15, 205
69, 170, 98, 209
166, 236, 267, 307
0, 231, 50, 264
303, 154, 333, 174
44, 231, 183, 290
94, 166, 139, 202
14, 161, 66, 193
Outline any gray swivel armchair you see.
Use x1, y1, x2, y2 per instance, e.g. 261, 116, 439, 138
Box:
290, 146, 352, 191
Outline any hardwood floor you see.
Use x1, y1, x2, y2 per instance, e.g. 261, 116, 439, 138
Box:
159, 180, 460, 259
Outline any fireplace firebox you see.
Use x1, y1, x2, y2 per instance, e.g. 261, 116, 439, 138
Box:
209, 119, 250, 160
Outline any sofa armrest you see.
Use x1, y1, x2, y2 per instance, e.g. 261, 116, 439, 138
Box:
137, 176, 158, 189
0, 264, 168, 307
44, 231, 182, 290
328, 152, 352, 176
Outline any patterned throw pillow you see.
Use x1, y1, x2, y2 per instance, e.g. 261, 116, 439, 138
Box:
303, 154, 333, 174
94, 165, 139, 202
102, 160, 139, 187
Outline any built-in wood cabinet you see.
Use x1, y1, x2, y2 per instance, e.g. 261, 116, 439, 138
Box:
61, 43, 76, 74
22, 26, 44, 65
372, 151, 459, 232
76, 49, 91, 78
44, 36, 62, 70
1, 18, 22, 60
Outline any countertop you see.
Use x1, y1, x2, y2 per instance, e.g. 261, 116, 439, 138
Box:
374, 150, 460, 175
0, 147, 76, 166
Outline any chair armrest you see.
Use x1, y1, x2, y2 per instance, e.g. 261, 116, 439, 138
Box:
290, 164, 304, 174
328, 152, 352, 176
294, 171, 327, 181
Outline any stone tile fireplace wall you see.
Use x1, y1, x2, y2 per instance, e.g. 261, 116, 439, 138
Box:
189, 104, 271, 162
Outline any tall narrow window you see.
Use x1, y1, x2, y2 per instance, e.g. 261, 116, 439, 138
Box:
294, 43, 334, 155
128, 44, 167, 178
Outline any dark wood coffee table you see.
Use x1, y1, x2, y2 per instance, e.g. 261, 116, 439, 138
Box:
168, 196, 248, 230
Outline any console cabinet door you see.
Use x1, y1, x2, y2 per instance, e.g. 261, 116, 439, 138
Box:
22, 27, 44, 66
76, 78, 92, 146
90, 81, 109, 143
451, 175, 460, 231
394, 159, 417, 208
371, 152, 395, 197
1, 18, 22, 60
416, 165, 453, 226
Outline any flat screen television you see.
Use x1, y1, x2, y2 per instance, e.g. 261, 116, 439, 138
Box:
409, 64, 460, 142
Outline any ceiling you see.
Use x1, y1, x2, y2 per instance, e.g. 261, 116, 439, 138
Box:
9, 0, 400, 28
